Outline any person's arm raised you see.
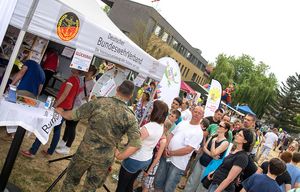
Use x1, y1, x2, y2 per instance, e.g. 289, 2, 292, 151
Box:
210, 140, 229, 157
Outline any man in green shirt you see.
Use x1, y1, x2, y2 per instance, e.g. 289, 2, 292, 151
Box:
56, 80, 141, 192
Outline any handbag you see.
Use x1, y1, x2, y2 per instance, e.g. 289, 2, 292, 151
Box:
201, 158, 223, 189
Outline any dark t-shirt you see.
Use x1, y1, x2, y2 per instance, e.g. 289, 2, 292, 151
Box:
241, 156, 258, 181
235, 156, 258, 191
242, 174, 281, 192
261, 161, 291, 185
17, 60, 45, 96
206, 116, 220, 125
212, 150, 249, 192
199, 138, 227, 167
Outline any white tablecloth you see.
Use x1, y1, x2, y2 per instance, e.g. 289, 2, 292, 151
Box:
0, 98, 62, 144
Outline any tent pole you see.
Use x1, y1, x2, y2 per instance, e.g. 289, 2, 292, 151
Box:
0, 30, 25, 97
0, 0, 39, 98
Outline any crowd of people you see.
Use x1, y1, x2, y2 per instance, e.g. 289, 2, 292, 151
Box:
4, 50, 300, 192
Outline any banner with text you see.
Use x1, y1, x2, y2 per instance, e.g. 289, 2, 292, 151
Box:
70, 48, 93, 72
10, 0, 166, 81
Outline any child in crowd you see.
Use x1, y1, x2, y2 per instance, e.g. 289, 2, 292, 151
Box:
167, 109, 181, 134
257, 151, 292, 192
241, 158, 286, 192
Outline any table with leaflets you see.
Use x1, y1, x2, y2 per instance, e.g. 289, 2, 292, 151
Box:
0, 97, 62, 191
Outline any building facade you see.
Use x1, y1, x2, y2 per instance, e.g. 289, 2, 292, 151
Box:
102, 0, 210, 85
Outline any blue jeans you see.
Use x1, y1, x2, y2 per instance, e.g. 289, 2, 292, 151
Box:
30, 119, 64, 155
122, 157, 152, 174
154, 157, 184, 192
184, 161, 206, 192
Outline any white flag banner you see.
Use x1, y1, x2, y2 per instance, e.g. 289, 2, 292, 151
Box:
157, 57, 181, 108
204, 79, 222, 117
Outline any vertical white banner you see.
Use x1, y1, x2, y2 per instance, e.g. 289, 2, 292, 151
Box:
0, 0, 18, 45
204, 79, 222, 117
157, 57, 181, 108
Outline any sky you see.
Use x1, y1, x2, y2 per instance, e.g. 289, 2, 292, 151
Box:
102, 0, 300, 83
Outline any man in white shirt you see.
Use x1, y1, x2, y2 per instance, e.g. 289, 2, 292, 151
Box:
258, 128, 279, 162
154, 106, 204, 192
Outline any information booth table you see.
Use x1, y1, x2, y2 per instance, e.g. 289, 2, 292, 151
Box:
0, 98, 62, 191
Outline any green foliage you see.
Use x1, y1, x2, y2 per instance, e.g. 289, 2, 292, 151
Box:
210, 54, 278, 118
294, 114, 300, 126
266, 73, 300, 132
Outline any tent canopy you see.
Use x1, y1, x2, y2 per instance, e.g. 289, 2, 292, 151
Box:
185, 81, 208, 99
180, 81, 195, 94
9, 0, 166, 81
236, 105, 255, 115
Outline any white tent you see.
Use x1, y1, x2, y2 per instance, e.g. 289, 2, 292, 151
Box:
8, 0, 165, 80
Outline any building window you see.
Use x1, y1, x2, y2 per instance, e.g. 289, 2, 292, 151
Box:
186, 52, 191, 59
179, 45, 185, 54
154, 25, 162, 36
161, 32, 169, 42
182, 67, 187, 76
171, 39, 178, 49
185, 68, 190, 78
180, 65, 184, 72
191, 73, 197, 81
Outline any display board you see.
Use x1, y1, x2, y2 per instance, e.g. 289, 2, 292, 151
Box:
89, 66, 130, 100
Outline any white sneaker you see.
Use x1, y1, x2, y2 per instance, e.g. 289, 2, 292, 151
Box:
55, 146, 70, 155
57, 140, 66, 149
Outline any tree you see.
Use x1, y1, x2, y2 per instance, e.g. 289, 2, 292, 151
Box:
210, 54, 235, 89
210, 54, 278, 118
266, 73, 300, 132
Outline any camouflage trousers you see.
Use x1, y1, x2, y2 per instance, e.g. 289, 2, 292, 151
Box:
61, 154, 113, 192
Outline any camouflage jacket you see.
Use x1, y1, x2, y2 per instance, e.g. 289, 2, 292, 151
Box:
72, 96, 141, 163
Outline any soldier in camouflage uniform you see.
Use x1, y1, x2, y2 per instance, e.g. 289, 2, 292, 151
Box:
56, 80, 141, 192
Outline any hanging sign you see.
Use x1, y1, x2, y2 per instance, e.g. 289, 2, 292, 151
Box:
70, 48, 93, 72
133, 73, 147, 87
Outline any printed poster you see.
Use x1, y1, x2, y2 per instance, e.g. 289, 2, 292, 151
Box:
204, 79, 222, 117
70, 48, 93, 72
